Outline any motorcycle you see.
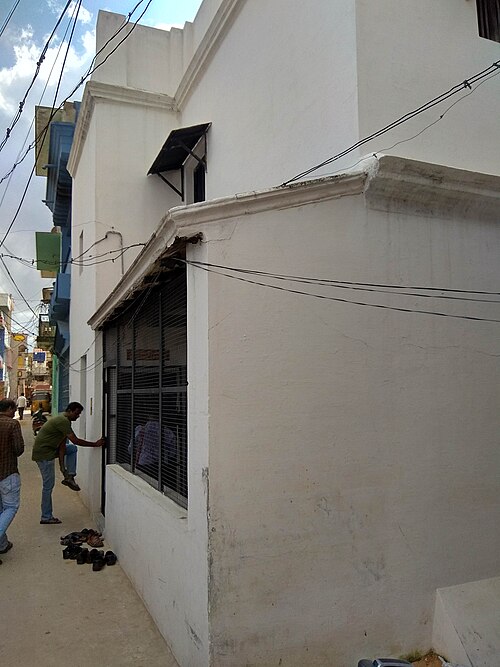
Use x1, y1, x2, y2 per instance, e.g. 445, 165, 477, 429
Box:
32, 408, 48, 435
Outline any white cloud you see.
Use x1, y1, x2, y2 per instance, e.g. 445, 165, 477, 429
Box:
0, 26, 95, 116
46, 0, 92, 25
68, 1, 93, 25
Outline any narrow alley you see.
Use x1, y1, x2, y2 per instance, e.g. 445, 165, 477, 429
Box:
0, 416, 179, 667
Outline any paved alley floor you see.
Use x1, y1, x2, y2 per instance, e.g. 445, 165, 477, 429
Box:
0, 417, 179, 667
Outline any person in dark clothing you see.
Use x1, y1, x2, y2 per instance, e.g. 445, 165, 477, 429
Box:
0, 399, 24, 563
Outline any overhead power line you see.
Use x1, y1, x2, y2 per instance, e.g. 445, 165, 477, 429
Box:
5, 312, 36, 337
0, 9, 75, 218
0, 0, 154, 185
185, 261, 500, 298
0, 0, 73, 154
0, 0, 22, 39
0, 0, 82, 251
0, 256, 38, 317
281, 60, 500, 186
184, 260, 500, 324
0, 0, 154, 258
0, 242, 146, 269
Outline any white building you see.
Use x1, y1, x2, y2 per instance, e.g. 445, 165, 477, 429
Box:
67, 2, 500, 665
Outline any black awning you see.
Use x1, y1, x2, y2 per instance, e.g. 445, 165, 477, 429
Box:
148, 123, 211, 175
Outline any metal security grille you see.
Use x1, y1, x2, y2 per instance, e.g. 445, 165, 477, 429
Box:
103, 269, 188, 507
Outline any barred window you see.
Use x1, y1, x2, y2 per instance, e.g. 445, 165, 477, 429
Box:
476, 0, 500, 42
104, 269, 187, 507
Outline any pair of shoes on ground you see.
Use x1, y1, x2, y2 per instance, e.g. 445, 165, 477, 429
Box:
63, 545, 117, 568
61, 474, 80, 492
60, 528, 102, 546
40, 517, 62, 525
92, 550, 117, 570
0, 540, 13, 555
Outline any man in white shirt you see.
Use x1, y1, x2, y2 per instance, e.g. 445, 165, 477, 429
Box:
16, 394, 27, 420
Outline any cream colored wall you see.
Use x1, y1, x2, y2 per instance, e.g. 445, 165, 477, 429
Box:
202, 181, 500, 664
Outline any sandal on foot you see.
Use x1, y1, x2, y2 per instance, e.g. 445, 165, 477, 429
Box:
40, 517, 62, 525
61, 478, 81, 492
0, 541, 13, 554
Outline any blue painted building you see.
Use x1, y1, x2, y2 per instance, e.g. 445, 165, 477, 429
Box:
40, 104, 79, 411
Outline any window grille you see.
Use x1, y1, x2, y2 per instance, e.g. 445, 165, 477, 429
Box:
103, 269, 188, 507
476, 0, 500, 42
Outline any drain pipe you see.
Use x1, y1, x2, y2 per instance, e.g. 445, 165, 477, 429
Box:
105, 230, 125, 276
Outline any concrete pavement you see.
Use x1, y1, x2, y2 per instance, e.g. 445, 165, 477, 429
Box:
0, 416, 179, 667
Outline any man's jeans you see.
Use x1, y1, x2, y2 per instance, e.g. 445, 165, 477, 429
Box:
0, 473, 21, 550
36, 445, 77, 521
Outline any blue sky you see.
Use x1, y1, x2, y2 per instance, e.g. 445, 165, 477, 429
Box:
0, 0, 203, 337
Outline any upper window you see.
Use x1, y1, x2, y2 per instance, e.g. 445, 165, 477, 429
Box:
476, 0, 500, 42
148, 123, 211, 205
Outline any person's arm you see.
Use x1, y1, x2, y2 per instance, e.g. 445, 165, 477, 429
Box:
58, 439, 67, 474
67, 432, 105, 448
135, 428, 145, 466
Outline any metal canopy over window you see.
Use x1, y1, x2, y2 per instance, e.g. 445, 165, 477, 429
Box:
147, 123, 211, 199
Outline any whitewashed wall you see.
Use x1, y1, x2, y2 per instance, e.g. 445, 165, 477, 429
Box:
355, 0, 500, 176
191, 162, 500, 665
69, 2, 500, 664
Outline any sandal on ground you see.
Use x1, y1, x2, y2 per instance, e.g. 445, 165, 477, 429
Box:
40, 517, 62, 524
92, 557, 105, 571
87, 534, 104, 548
104, 550, 117, 566
85, 528, 102, 538
60, 531, 87, 545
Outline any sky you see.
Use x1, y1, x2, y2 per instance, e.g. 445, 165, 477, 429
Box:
0, 0, 203, 344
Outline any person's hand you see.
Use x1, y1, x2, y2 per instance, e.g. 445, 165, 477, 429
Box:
94, 437, 106, 447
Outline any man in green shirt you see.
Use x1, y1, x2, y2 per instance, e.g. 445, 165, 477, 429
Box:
32, 402, 104, 524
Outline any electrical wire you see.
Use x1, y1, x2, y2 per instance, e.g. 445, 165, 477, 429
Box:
309, 70, 500, 184
185, 261, 500, 297
0, 0, 73, 153
0, 0, 21, 40
0, 256, 38, 317
5, 312, 36, 336
0, 243, 146, 272
0, 0, 154, 185
67, 331, 102, 369
184, 260, 500, 324
0, 0, 82, 250
0, 3, 82, 322
0, 9, 74, 217
281, 60, 500, 186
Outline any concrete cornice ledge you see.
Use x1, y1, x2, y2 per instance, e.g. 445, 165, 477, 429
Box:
366, 154, 500, 221
170, 171, 367, 231
68, 81, 177, 176
88, 172, 367, 328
